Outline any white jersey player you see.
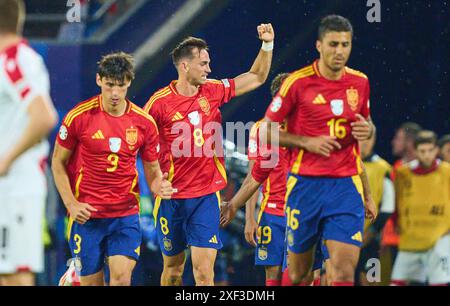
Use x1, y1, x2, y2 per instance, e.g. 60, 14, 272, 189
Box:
0, 0, 58, 286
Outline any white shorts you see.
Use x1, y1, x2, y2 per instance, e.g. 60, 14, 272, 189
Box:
391, 234, 450, 284
0, 195, 45, 274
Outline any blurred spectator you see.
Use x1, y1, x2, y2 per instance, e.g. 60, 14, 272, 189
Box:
0, 0, 58, 285
438, 134, 450, 163
390, 130, 450, 286
381, 122, 422, 283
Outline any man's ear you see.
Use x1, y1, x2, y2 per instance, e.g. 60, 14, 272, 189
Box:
180, 60, 190, 73
315, 40, 321, 53
96, 74, 102, 87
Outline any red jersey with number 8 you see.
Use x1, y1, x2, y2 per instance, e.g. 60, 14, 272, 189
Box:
56, 95, 160, 218
144, 79, 236, 199
265, 60, 371, 177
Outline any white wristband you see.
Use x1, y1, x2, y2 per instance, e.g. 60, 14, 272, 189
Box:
261, 41, 274, 52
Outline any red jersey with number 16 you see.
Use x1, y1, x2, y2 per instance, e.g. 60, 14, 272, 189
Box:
265, 60, 371, 177
144, 79, 235, 199
56, 95, 160, 218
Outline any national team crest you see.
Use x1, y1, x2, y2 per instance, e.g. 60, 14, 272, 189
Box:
126, 128, 138, 146
163, 238, 173, 251
287, 230, 294, 247
74, 256, 82, 272
188, 111, 200, 126
198, 97, 210, 115
109, 137, 122, 153
258, 246, 268, 260
346, 88, 359, 111
330, 99, 344, 116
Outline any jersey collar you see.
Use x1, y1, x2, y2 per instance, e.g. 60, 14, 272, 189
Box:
411, 159, 440, 175
312, 59, 347, 80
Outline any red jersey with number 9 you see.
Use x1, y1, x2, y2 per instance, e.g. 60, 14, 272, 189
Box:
144, 79, 236, 199
265, 60, 371, 177
56, 95, 160, 218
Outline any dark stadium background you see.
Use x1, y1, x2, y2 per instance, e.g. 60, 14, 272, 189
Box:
23, 0, 449, 285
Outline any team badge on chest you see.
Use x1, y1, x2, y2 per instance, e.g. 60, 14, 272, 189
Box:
126, 127, 138, 144
198, 97, 210, 115
109, 137, 122, 153
330, 99, 344, 116
346, 88, 359, 111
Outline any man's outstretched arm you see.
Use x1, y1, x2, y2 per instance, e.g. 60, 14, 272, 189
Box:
233, 24, 274, 96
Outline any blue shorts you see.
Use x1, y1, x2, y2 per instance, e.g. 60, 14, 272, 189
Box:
255, 212, 286, 266
286, 174, 365, 254
281, 237, 330, 272
68, 214, 141, 276
153, 192, 223, 256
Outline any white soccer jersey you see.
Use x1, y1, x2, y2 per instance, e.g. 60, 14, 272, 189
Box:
0, 40, 50, 197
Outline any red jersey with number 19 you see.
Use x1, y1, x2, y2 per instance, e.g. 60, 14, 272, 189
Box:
56, 95, 160, 218
248, 120, 289, 217
144, 79, 235, 199
265, 60, 371, 177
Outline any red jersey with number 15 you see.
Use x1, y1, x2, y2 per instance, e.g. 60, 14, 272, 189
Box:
144, 79, 236, 199
265, 60, 371, 177
56, 95, 159, 218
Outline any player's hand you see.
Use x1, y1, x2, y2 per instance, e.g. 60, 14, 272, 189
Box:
302, 135, 341, 157
244, 218, 259, 247
0, 157, 12, 176
364, 196, 378, 223
220, 201, 238, 227
257, 23, 274, 42
351, 114, 373, 140
156, 172, 176, 199
68, 201, 98, 225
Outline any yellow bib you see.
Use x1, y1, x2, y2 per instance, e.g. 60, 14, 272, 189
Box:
395, 161, 450, 251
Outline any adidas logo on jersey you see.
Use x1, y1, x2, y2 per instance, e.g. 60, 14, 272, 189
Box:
209, 235, 218, 244
351, 231, 362, 242
171, 112, 184, 122
312, 94, 326, 104
91, 130, 105, 139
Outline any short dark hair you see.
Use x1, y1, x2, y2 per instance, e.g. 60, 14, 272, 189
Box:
171, 37, 208, 67
414, 130, 437, 148
400, 122, 422, 140
318, 15, 353, 40
97, 52, 135, 82
0, 0, 25, 34
270, 73, 289, 97
438, 134, 450, 149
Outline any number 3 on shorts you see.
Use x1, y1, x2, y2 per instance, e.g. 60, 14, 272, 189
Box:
160, 217, 170, 235
74, 234, 82, 254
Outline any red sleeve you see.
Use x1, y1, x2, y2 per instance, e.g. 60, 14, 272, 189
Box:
251, 158, 272, 184
56, 113, 79, 151
215, 79, 236, 106
140, 116, 160, 162
360, 79, 371, 118
264, 82, 296, 123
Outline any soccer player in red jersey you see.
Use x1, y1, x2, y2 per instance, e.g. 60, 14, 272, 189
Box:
144, 24, 275, 286
262, 15, 377, 286
52, 52, 174, 286
220, 73, 289, 286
